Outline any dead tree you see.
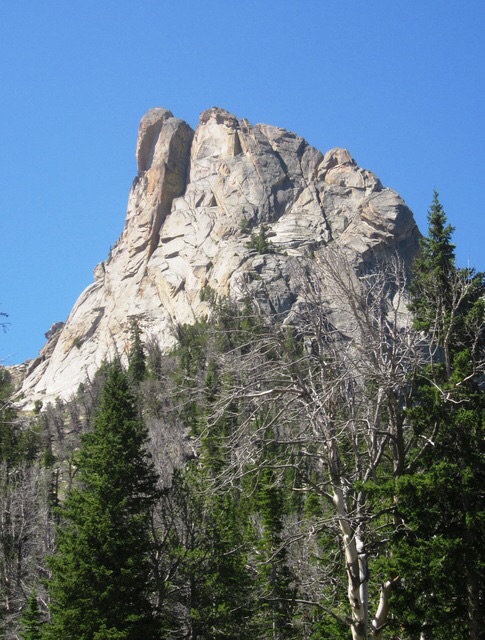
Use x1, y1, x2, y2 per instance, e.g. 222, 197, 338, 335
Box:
207, 248, 426, 639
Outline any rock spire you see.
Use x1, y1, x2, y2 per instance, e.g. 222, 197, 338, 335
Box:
18, 107, 420, 406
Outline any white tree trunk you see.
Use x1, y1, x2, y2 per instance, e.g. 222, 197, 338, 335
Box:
370, 576, 399, 637
333, 486, 367, 640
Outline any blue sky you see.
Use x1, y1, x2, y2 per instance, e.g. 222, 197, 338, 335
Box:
1, 0, 484, 364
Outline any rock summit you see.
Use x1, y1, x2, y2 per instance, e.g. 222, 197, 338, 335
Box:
19, 107, 420, 406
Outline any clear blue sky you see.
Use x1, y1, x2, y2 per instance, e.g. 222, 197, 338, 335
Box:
1, 0, 484, 364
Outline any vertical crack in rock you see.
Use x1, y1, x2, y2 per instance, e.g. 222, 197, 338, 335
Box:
136, 108, 174, 174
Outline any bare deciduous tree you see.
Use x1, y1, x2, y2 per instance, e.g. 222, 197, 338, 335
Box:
0, 462, 53, 638
207, 249, 426, 639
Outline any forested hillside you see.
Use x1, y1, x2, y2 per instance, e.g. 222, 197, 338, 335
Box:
1, 195, 484, 639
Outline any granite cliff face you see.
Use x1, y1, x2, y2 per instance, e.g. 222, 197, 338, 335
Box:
19, 107, 420, 406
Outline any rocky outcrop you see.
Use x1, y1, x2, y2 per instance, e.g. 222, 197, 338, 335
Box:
17, 107, 420, 407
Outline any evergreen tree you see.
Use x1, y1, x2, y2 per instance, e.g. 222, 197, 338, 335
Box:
246, 224, 276, 254
127, 318, 146, 384
254, 466, 296, 638
44, 363, 160, 639
172, 320, 210, 435
19, 591, 42, 640
0, 367, 39, 467
156, 466, 255, 639
154, 318, 257, 637
391, 194, 485, 639
409, 189, 455, 337
190, 489, 254, 639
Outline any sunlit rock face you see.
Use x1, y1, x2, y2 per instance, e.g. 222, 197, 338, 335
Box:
19, 106, 420, 407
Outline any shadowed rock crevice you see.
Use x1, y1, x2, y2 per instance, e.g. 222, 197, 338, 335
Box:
136, 108, 174, 174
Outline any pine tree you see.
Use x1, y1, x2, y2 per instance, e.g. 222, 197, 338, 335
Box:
409, 190, 455, 334
44, 363, 160, 639
254, 466, 296, 638
127, 318, 146, 384
0, 367, 39, 467
19, 591, 42, 640
156, 466, 255, 639
246, 224, 276, 254
392, 194, 485, 639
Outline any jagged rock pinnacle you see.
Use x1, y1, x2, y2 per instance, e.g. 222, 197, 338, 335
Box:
18, 107, 420, 407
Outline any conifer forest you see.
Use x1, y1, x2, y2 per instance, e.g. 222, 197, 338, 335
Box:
1, 194, 484, 639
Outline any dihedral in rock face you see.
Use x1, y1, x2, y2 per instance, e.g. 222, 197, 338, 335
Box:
19, 107, 420, 406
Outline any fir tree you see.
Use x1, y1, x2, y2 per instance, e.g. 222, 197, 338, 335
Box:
19, 591, 42, 640
246, 224, 276, 254
127, 318, 146, 384
392, 194, 485, 639
44, 363, 160, 640
409, 190, 455, 335
408, 190, 460, 377
254, 466, 296, 638
157, 466, 255, 639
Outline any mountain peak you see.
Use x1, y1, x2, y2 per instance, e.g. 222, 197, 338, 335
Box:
17, 107, 420, 407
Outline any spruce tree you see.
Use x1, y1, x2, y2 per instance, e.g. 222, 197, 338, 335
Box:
127, 318, 146, 384
157, 465, 255, 639
392, 194, 485, 639
408, 190, 456, 375
409, 190, 455, 333
254, 467, 296, 638
19, 591, 42, 640
44, 363, 160, 640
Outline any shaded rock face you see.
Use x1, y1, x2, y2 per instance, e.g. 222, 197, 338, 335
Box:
19, 107, 420, 406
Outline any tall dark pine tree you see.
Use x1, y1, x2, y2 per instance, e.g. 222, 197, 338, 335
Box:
19, 591, 42, 640
254, 466, 296, 638
392, 193, 485, 639
127, 318, 146, 384
409, 190, 456, 369
45, 363, 160, 640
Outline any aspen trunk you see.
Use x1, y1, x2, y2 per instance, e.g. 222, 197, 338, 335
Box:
333, 486, 367, 640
